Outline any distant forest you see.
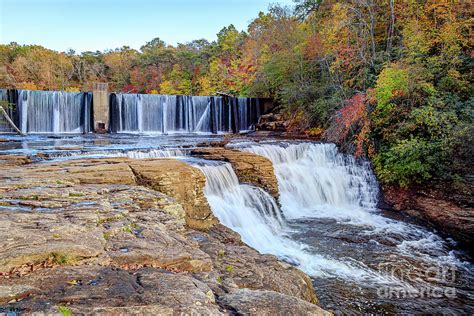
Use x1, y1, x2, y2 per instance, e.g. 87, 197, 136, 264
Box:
0, 0, 472, 188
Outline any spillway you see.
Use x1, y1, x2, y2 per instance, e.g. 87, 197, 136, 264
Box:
110, 93, 261, 134
16, 90, 93, 134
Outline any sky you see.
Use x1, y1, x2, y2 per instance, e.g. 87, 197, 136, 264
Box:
0, 0, 294, 53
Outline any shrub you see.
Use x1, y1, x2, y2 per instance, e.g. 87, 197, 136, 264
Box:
373, 138, 443, 187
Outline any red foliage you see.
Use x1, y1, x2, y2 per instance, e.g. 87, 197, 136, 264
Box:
332, 93, 372, 157
121, 84, 137, 93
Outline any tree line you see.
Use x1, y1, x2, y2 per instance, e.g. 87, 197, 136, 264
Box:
0, 0, 472, 188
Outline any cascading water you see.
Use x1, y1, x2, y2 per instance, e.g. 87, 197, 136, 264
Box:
196, 161, 290, 253
237, 97, 261, 132
216, 141, 473, 313
110, 93, 262, 134
242, 142, 379, 220
40, 148, 186, 161
16, 90, 93, 134
195, 158, 399, 283
111, 94, 218, 134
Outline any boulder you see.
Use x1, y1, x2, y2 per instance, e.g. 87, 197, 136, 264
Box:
130, 159, 218, 231
382, 185, 474, 248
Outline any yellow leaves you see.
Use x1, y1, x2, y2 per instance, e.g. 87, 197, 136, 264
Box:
65, 87, 80, 92
159, 80, 176, 95
67, 279, 79, 285
375, 63, 409, 110
17, 81, 39, 90
319, 2, 350, 54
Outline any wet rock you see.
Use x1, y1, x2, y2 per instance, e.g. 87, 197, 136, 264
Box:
382, 185, 474, 248
0, 155, 31, 166
190, 147, 279, 199
192, 224, 319, 304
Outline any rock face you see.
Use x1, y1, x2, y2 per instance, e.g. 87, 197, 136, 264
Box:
256, 113, 288, 132
190, 147, 279, 199
0, 157, 326, 315
382, 185, 474, 248
130, 159, 218, 230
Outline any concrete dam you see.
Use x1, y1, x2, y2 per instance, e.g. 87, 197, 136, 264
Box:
0, 86, 273, 135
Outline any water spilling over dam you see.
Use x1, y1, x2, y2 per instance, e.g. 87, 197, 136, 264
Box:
110, 94, 261, 134
15, 90, 93, 134
0, 89, 265, 134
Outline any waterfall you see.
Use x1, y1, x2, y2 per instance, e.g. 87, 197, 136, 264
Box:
242, 142, 380, 223
16, 90, 93, 134
195, 161, 288, 253
195, 158, 396, 282
110, 93, 262, 134
204, 140, 471, 293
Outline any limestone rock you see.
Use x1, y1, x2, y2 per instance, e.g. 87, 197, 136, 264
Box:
190, 147, 279, 199
130, 159, 218, 230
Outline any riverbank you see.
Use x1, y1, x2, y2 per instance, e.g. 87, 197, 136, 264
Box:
0, 134, 472, 314
0, 155, 328, 315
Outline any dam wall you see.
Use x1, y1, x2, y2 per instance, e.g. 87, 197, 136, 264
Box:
0, 88, 275, 134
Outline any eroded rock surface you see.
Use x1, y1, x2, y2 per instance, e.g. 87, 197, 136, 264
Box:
0, 157, 326, 315
382, 185, 474, 248
190, 147, 279, 199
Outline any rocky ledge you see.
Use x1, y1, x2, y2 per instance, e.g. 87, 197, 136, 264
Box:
190, 147, 279, 200
381, 185, 474, 249
0, 156, 328, 315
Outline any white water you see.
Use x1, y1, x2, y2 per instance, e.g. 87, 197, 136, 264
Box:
241, 143, 462, 252
196, 159, 403, 284
196, 141, 472, 292
243, 143, 380, 222
43, 148, 185, 161
17, 90, 92, 134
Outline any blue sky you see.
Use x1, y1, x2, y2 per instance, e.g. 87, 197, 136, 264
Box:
0, 0, 294, 53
